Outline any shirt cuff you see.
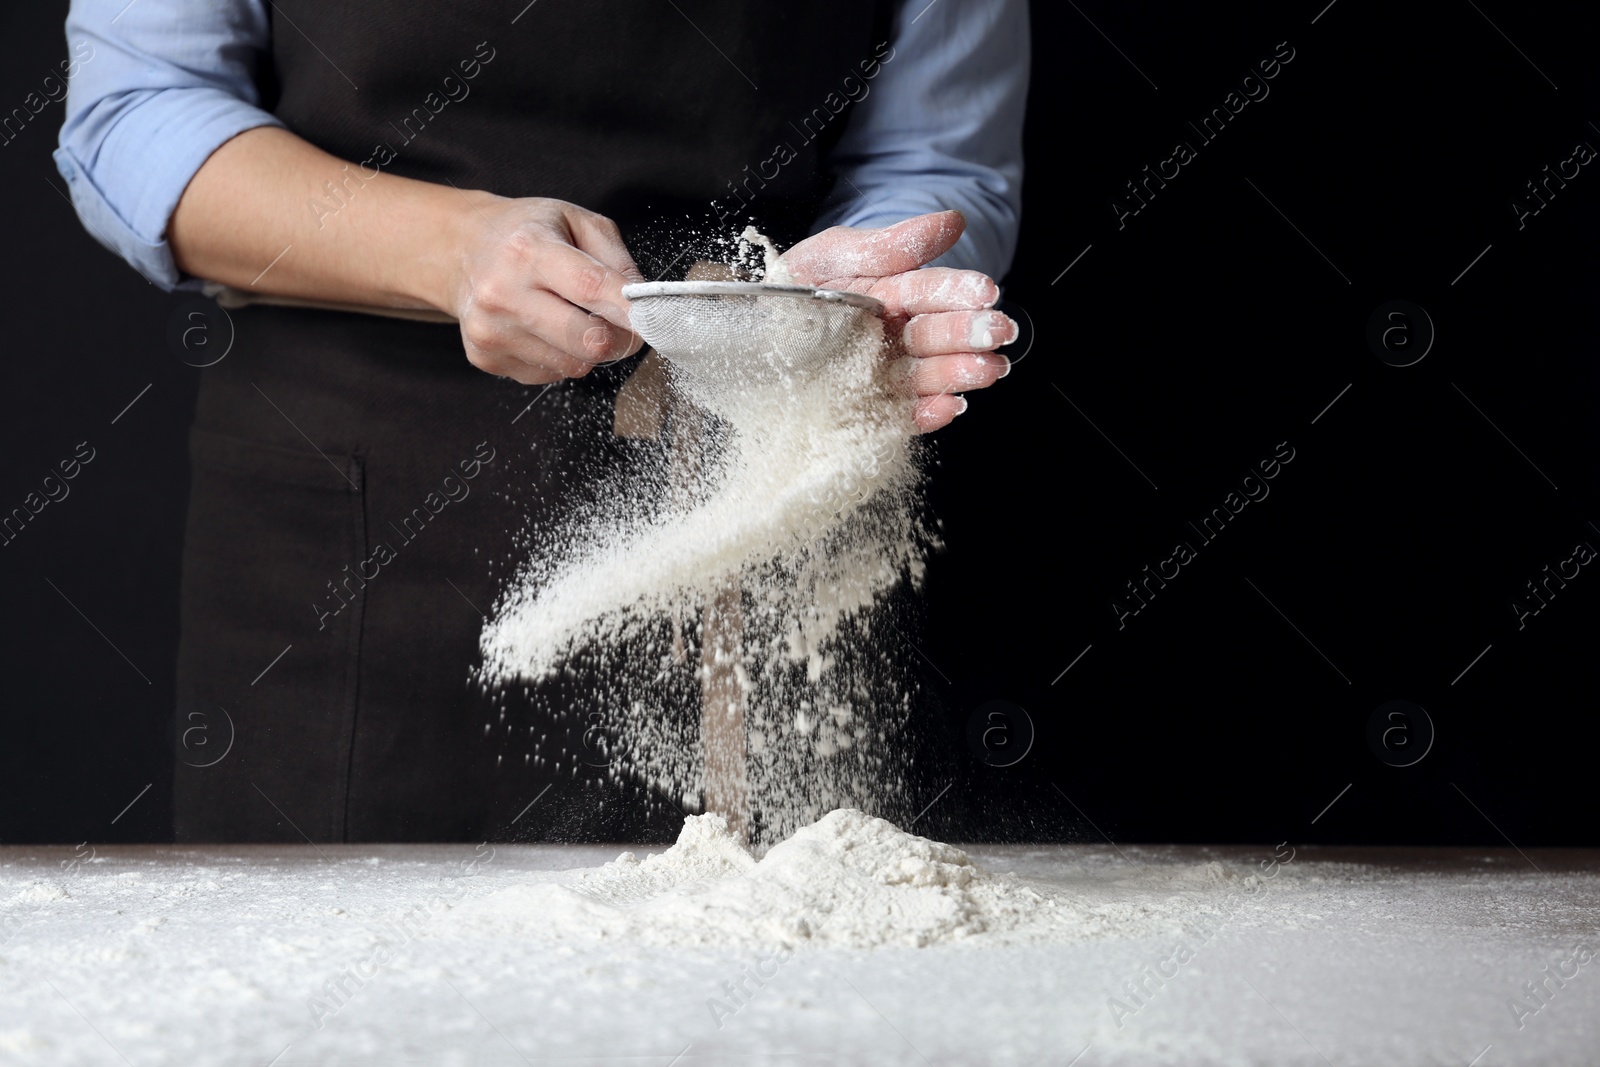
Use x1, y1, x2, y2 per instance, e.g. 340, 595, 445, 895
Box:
55, 95, 283, 291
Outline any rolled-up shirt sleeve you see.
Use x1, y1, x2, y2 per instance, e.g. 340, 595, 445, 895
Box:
54, 0, 281, 290
814, 0, 1028, 280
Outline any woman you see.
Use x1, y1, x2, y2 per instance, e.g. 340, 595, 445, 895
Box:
56, 0, 1028, 842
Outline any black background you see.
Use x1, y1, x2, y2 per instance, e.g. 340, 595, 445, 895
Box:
2, 1, 1594, 846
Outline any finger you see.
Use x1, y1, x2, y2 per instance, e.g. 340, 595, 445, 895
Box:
913, 393, 968, 433
563, 206, 647, 284
901, 310, 1018, 357
499, 363, 566, 386
520, 289, 642, 364
891, 353, 1009, 396
462, 320, 594, 383
867, 268, 998, 318
528, 240, 638, 333
786, 210, 967, 282
467, 344, 577, 385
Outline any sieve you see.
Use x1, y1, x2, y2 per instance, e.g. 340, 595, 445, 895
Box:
622, 281, 885, 387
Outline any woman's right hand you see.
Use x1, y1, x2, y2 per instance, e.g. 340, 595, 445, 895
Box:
170, 129, 648, 383
448, 197, 647, 384
169, 129, 643, 383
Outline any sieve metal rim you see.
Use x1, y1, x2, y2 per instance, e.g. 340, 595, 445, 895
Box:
621, 281, 884, 317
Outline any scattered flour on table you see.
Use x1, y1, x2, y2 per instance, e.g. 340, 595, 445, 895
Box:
477, 228, 931, 842
6, 843, 1595, 1067
446, 809, 1242, 949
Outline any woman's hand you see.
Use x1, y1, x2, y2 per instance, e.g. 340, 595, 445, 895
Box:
781, 211, 1017, 432
169, 131, 1003, 402
448, 197, 646, 384
170, 128, 645, 386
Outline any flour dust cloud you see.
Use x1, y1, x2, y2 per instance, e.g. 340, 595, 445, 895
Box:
478, 229, 934, 843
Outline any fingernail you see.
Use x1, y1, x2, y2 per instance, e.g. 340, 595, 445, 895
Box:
973, 353, 1009, 379
953, 396, 969, 416
969, 313, 1005, 350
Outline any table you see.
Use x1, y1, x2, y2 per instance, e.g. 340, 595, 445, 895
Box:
2, 841, 1596, 1065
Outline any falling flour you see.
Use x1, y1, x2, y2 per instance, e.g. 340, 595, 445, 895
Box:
738, 224, 792, 283
479, 229, 932, 842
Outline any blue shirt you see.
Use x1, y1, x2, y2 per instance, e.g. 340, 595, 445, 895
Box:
55, 0, 1027, 291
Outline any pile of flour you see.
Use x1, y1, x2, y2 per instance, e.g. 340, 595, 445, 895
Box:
449, 809, 1101, 949
478, 229, 931, 841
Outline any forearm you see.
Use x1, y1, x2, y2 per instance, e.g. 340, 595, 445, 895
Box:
169, 126, 494, 314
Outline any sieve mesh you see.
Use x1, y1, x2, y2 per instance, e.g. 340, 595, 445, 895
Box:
622, 282, 884, 388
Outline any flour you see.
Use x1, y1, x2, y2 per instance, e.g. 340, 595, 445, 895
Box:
479, 229, 931, 842
7, 841, 1593, 1066
738, 225, 793, 283
444, 808, 1299, 950
452, 808, 1100, 949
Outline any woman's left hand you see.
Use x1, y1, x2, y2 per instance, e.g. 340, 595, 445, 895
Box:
781, 210, 1017, 432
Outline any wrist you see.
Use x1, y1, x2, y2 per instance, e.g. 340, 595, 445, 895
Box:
394, 182, 502, 317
